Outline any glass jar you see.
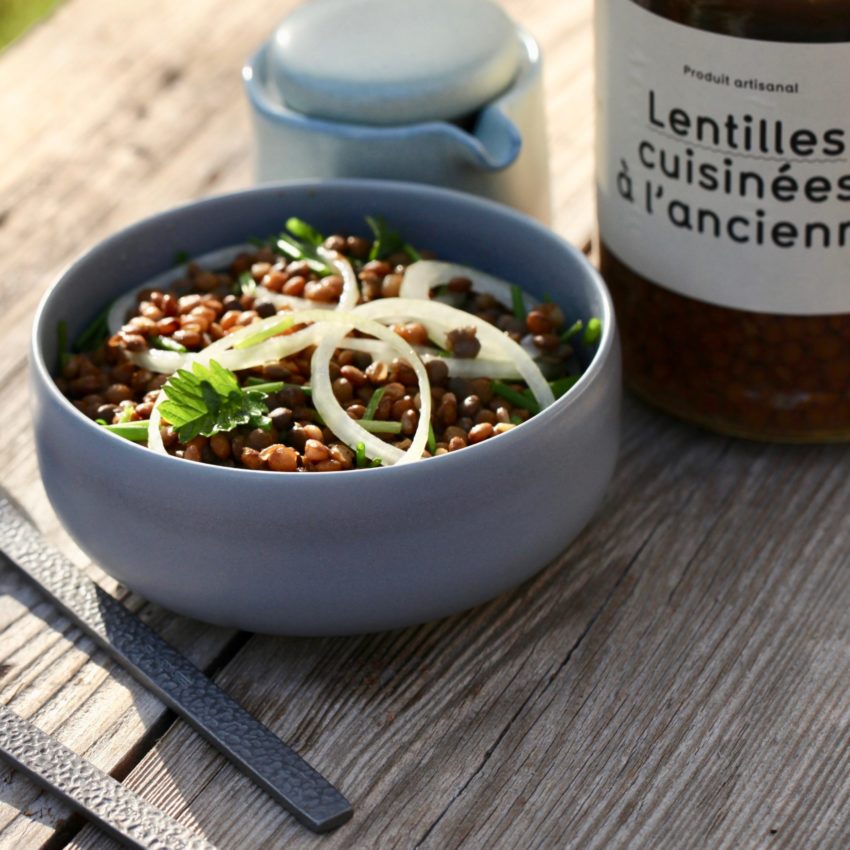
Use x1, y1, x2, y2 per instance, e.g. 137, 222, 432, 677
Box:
595, 0, 850, 440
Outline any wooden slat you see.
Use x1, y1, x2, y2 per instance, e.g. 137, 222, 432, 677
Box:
0, 0, 295, 842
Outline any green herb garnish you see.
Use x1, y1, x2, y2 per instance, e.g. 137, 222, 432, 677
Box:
158, 359, 272, 442
73, 306, 111, 353
355, 441, 367, 468
492, 381, 540, 414
150, 335, 187, 353
358, 420, 402, 434
583, 318, 602, 345
275, 219, 334, 275
427, 422, 437, 454
101, 421, 149, 442
117, 405, 136, 423
366, 215, 420, 262
549, 376, 580, 398
560, 319, 584, 343
235, 271, 256, 298
371, 457, 383, 468
363, 386, 386, 420
239, 380, 282, 395
286, 217, 324, 246
244, 377, 313, 396
233, 316, 295, 349
510, 284, 526, 321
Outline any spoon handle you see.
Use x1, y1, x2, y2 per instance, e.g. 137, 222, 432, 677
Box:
0, 701, 217, 849
0, 493, 352, 834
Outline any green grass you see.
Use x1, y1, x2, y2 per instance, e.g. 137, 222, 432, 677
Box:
0, 0, 63, 50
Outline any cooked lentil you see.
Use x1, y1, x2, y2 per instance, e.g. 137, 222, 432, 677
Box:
58, 224, 591, 471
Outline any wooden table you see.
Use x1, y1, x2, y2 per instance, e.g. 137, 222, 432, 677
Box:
1, 1, 848, 847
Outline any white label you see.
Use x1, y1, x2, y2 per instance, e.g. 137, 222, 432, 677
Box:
596, 0, 850, 315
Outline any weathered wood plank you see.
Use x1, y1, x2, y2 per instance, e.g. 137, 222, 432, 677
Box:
0, 0, 291, 842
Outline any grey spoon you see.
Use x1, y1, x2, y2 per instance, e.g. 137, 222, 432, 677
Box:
0, 487, 352, 833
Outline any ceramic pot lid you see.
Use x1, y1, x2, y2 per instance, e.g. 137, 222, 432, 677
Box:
266, 0, 521, 126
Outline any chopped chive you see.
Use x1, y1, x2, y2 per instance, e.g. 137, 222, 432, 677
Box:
244, 377, 311, 395
583, 318, 602, 345
73, 306, 111, 353
550, 376, 580, 398
427, 422, 436, 454
117, 405, 136, 424
492, 380, 540, 414
150, 335, 187, 353
235, 271, 256, 297
510, 284, 526, 321
102, 421, 149, 442
275, 233, 334, 275
510, 414, 524, 426
174, 250, 189, 265
286, 217, 324, 246
371, 457, 383, 468
363, 386, 386, 420
355, 441, 367, 468
95, 418, 108, 426
358, 419, 402, 434
560, 319, 584, 342
404, 243, 422, 262
241, 380, 284, 394
233, 316, 295, 349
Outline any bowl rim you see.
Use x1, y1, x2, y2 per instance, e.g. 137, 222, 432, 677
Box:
31, 178, 617, 484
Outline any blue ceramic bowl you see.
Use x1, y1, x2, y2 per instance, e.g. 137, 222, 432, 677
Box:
31, 180, 620, 635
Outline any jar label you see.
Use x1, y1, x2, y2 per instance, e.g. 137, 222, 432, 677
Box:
596, 0, 850, 314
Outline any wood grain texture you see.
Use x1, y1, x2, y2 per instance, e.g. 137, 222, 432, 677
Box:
3, 0, 850, 849
69, 400, 850, 850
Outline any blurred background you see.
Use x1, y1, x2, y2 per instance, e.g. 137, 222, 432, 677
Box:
0, 0, 62, 48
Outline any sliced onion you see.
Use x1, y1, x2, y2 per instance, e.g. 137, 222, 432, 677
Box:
337, 337, 525, 381
400, 260, 538, 312
319, 248, 360, 311
127, 348, 187, 373
253, 286, 335, 312
306, 313, 432, 466
355, 298, 555, 410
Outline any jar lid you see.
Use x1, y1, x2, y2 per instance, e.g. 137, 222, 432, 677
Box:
266, 0, 521, 126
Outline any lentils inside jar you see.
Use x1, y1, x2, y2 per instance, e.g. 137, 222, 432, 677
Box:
56, 217, 598, 471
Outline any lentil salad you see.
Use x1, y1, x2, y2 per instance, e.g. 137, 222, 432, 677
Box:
56, 218, 599, 472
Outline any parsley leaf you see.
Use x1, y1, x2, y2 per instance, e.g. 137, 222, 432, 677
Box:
158, 360, 271, 443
